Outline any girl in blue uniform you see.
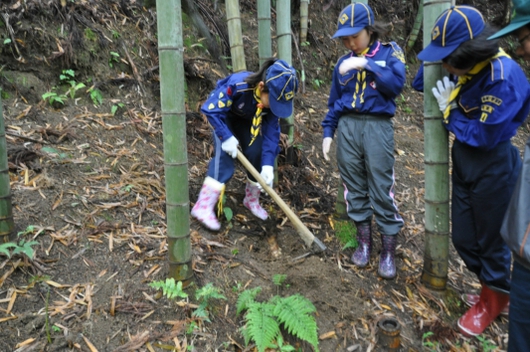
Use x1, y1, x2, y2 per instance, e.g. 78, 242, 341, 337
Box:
321, 2, 405, 279
490, 0, 530, 350
192, 58, 298, 231
418, 5, 530, 337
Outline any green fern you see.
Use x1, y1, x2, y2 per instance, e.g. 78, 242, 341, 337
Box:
238, 288, 320, 352
149, 278, 188, 300
236, 287, 261, 315
241, 301, 280, 352
272, 295, 319, 351
191, 283, 227, 322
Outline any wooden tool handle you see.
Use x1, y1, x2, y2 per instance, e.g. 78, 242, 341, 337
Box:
236, 152, 316, 247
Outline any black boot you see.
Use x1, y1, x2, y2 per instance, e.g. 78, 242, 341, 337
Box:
351, 222, 372, 267
378, 234, 397, 279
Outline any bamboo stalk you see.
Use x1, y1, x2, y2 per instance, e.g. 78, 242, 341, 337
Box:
420, 0, 452, 291
0, 90, 14, 243
226, 0, 246, 72
257, 0, 272, 66
156, 0, 193, 287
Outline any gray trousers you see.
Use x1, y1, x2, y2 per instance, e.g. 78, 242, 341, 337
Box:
336, 114, 404, 236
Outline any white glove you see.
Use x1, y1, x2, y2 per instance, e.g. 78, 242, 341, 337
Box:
322, 137, 333, 161
260, 165, 274, 188
431, 76, 455, 113
221, 136, 239, 158
339, 57, 368, 74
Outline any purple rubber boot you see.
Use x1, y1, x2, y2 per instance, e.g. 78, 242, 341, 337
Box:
351, 222, 372, 267
378, 234, 397, 279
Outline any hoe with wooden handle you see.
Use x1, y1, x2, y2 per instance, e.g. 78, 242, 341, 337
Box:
236, 152, 327, 253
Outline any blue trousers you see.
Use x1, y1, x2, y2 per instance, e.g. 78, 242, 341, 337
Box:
508, 260, 530, 352
451, 140, 520, 292
207, 116, 263, 184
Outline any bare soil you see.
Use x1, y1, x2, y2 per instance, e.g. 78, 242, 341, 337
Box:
0, 0, 526, 351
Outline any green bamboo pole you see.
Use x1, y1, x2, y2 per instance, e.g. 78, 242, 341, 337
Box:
405, 1, 423, 54
0, 92, 14, 243
300, 0, 309, 44
276, 0, 294, 153
226, 0, 246, 72
420, 0, 452, 291
257, 0, 272, 66
156, 0, 193, 287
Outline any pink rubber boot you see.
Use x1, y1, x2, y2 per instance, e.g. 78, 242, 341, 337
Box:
243, 180, 268, 220
191, 177, 223, 231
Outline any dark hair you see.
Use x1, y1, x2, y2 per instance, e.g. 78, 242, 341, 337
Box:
443, 25, 500, 70
244, 57, 277, 92
366, 21, 391, 43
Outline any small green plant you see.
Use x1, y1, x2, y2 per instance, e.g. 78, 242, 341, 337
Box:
273, 274, 287, 287
221, 194, 233, 222
52, 325, 61, 333
111, 102, 125, 116
0, 225, 39, 259
149, 278, 188, 300
121, 184, 133, 193
300, 41, 310, 47
421, 331, 440, 351
312, 78, 324, 90
109, 51, 120, 68
42, 90, 67, 106
237, 288, 320, 352
231, 248, 239, 256
84, 28, 97, 41
3, 38, 11, 45
334, 220, 357, 250
476, 335, 497, 352
89, 88, 103, 106
192, 283, 227, 322
111, 30, 121, 39
59, 70, 86, 99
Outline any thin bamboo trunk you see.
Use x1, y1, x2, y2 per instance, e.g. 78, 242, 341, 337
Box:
300, 0, 309, 43
406, 1, 423, 54
226, 0, 246, 72
276, 0, 294, 160
257, 0, 272, 66
0, 92, 14, 243
420, 0, 452, 291
156, 0, 193, 287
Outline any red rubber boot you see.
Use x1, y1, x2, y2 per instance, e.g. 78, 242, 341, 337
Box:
457, 285, 509, 337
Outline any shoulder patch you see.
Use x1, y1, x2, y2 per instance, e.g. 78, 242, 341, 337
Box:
481, 95, 502, 106
389, 42, 406, 63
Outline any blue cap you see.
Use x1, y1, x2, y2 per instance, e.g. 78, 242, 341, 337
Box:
265, 60, 298, 118
332, 3, 374, 39
418, 6, 485, 62
489, 0, 530, 39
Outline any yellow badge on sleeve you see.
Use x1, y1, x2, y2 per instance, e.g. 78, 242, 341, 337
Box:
208, 103, 215, 110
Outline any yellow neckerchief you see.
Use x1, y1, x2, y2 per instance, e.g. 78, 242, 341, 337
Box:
351, 46, 370, 108
443, 48, 510, 122
249, 86, 264, 146
217, 184, 226, 218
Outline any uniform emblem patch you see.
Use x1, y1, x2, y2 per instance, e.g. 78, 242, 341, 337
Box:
432, 26, 440, 41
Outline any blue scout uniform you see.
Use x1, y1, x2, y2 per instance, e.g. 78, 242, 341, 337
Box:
447, 54, 530, 293
201, 72, 281, 184
322, 40, 405, 236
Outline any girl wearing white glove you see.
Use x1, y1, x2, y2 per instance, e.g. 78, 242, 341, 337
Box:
191, 58, 298, 231
322, 2, 405, 279
418, 5, 530, 337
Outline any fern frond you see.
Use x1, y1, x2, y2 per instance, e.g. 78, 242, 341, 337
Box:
195, 282, 227, 301
273, 295, 319, 352
236, 287, 262, 315
243, 302, 280, 352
